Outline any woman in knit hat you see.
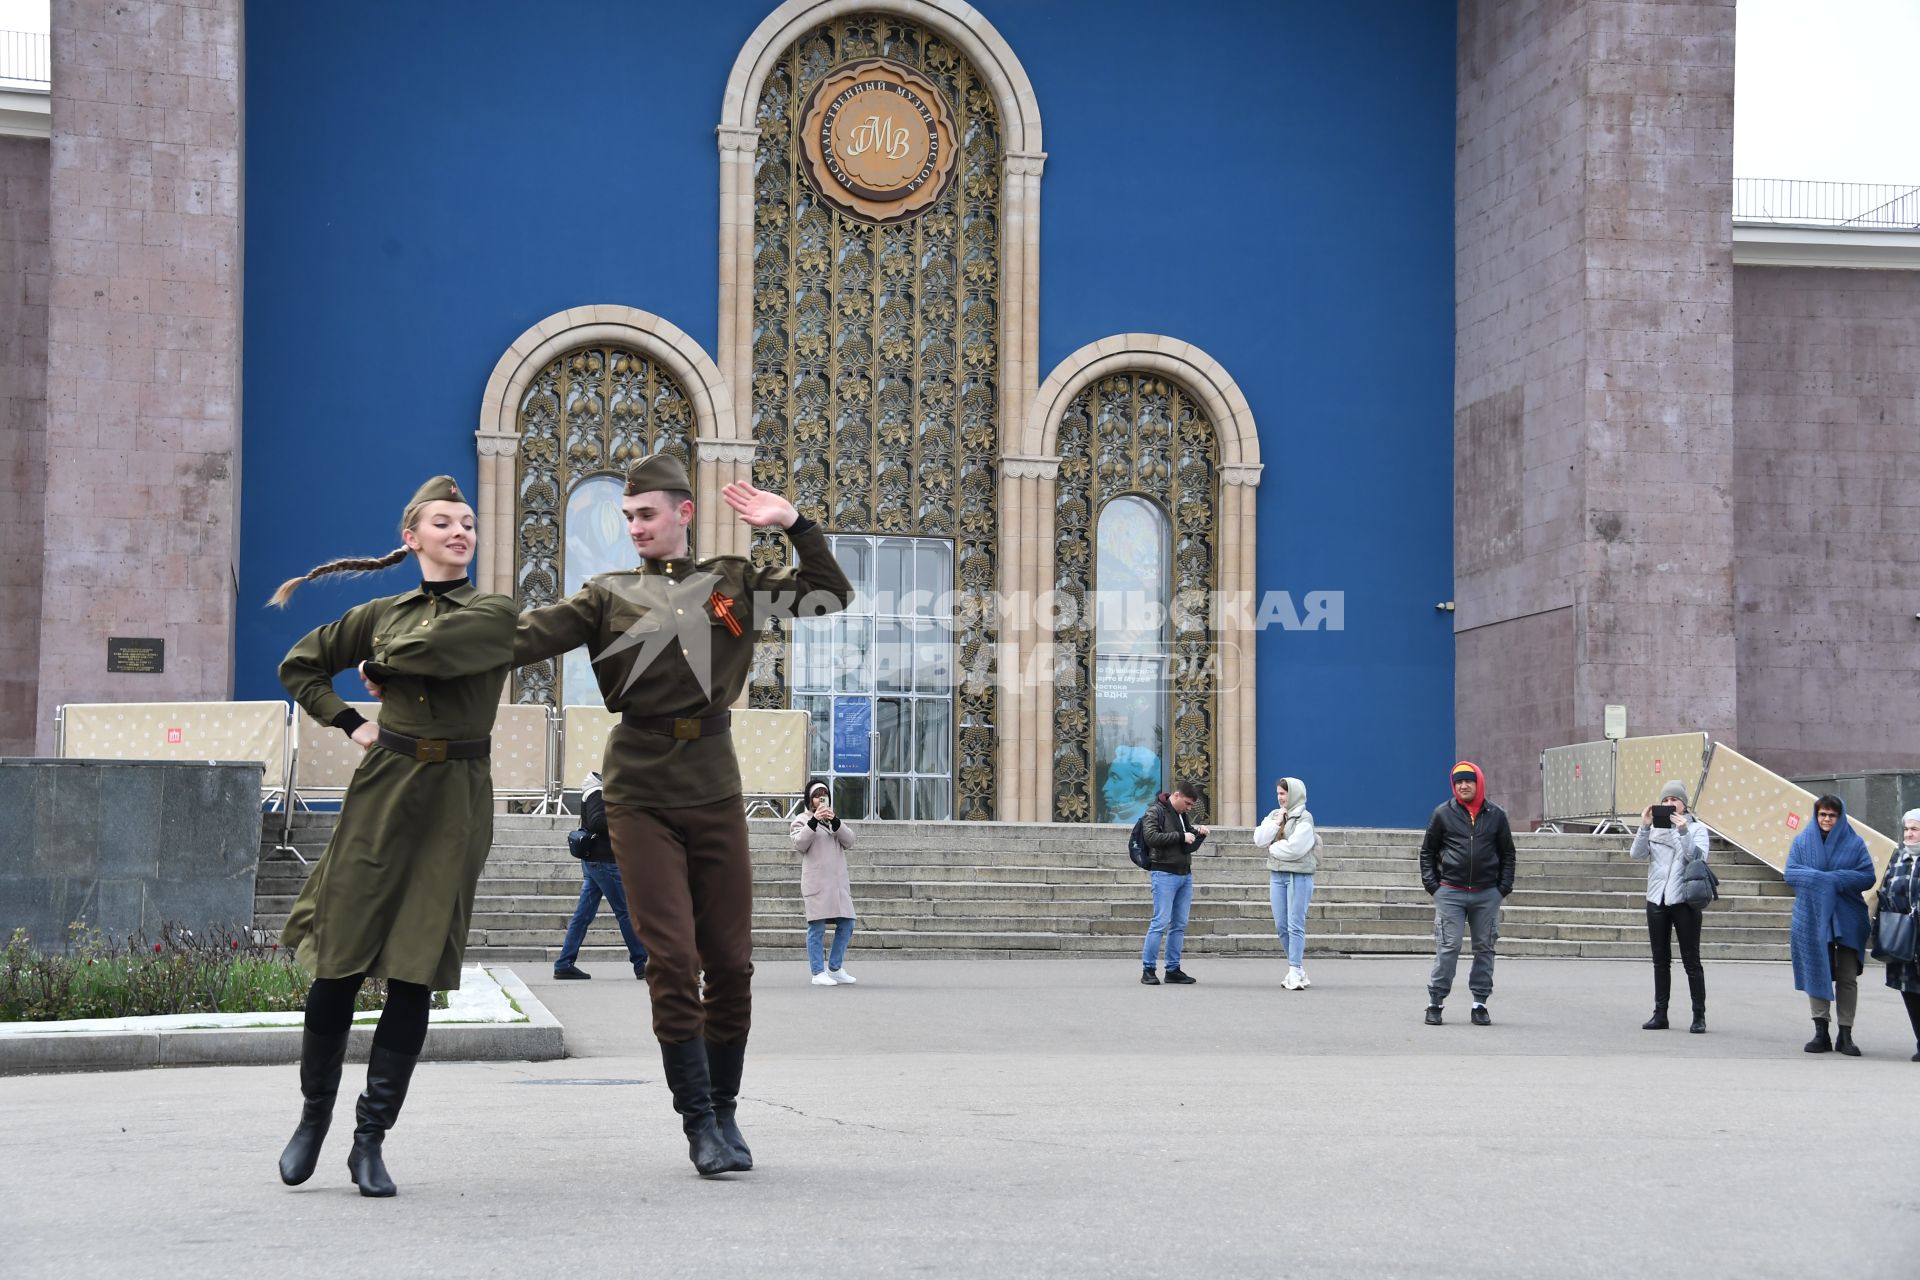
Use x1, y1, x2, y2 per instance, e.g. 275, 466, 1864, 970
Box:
791, 779, 860, 985
1630, 779, 1713, 1032
1871, 808, 1920, 1061
269, 475, 522, 1197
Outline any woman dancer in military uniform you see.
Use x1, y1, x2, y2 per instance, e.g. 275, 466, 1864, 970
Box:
270, 475, 520, 1197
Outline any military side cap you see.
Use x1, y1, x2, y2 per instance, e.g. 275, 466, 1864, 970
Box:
624, 452, 692, 496
408, 475, 466, 506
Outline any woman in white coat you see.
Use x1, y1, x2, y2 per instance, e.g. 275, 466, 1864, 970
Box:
791, 780, 859, 986
1254, 776, 1320, 990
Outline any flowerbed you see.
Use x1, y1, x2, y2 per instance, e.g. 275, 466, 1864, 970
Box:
0, 924, 445, 1022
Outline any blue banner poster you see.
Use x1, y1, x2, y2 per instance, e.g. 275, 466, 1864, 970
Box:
832, 697, 872, 774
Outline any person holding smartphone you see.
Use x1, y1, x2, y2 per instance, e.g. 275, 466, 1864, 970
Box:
1630, 780, 1712, 1032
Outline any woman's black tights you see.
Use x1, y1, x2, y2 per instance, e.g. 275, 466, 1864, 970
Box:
303, 974, 431, 1056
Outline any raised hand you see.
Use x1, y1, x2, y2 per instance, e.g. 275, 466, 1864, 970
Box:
721, 481, 799, 529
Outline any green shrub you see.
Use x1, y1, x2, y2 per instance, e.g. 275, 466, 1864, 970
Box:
0, 924, 447, 1022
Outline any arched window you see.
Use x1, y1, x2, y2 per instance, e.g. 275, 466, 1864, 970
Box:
515, 345, 693, 706
1093, 495, 1171, 824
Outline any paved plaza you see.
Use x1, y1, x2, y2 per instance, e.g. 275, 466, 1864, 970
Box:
6, 956, 1919, 1278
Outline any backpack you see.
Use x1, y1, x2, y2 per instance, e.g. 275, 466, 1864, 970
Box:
1127, 815, 1153, 871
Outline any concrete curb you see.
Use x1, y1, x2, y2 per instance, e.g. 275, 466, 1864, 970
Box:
0, 968, 564, 1075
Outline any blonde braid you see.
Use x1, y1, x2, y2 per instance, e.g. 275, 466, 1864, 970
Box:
267, 546, 411, 608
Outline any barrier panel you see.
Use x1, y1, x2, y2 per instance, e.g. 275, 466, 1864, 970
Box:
1695, 744, 1897, 891
736, 708, 811, 817
1613, 733, 1711, 821
291, 701, 552, 808
289, 701, 382, 800
57, 701, 291, 804
560, 705, 810, 817
1540, 741, 1616, 825
492, 702, 555, 806
560, 705, 620, 793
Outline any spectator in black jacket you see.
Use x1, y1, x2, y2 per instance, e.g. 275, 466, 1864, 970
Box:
1418, 760, 1516, 1026
1140, 781, 1210, 986
553, 771, 649, 980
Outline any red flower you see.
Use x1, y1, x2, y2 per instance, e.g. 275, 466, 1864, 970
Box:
230, 940, 239, 949
153, 943, 163, 952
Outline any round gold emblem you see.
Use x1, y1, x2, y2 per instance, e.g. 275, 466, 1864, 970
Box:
799, 58, 958, 224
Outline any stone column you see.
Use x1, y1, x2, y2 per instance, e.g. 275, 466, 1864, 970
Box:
0, 136, 49, 755
998, 454, 1057, 821
1218, 465, 1262, 827
715, 126, 758, 456
1455, 0, 1736, 823
36, 0, 243, 749
474, 435, 517, 598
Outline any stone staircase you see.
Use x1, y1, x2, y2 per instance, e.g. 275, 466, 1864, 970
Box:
254, 815, 1794, 965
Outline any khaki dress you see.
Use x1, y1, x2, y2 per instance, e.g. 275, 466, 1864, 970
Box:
279, 583, 520, 990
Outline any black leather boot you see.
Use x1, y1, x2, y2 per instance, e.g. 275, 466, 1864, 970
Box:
705, 1038, 753, 1172
346, 1044, 418, 1197
1835, 1025, 1861, 1057
659, 1039, 735, 1177
278, 1029, 350, 1185
1804, 1018, 1832, 1053
1642, 1007, 1669, 1030
1686, 970, 1706, 1034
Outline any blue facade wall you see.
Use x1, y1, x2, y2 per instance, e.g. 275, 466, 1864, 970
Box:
239, 0, 1456, 826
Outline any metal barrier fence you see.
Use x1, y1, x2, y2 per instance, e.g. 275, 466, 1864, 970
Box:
1734, 178, 1920, 230
0, 30, 50, 85
1540, 733, 1711, 831
60, 699, 812, 823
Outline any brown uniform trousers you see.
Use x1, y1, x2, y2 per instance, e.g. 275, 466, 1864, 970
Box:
607, 796, 755, 1044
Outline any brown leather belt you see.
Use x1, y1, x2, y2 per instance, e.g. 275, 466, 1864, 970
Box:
622, 711, 731, 741
375, 727, 491, 762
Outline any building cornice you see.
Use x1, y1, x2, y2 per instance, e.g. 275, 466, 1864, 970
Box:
1733, 223, 1920, 271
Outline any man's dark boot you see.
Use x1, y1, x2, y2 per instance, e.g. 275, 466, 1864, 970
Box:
1804, 1018, 1832, 1053
346, 1044, 418, 1197
1642, 1008, 1669, 1030
1835, 1025, 1861, 1057
659, 1039, 735, 1177
278, 1028, 350, 1185
705, 1038, 753, 1171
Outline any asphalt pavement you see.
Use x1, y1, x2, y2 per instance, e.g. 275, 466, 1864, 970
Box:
5, 955, 1919, 1278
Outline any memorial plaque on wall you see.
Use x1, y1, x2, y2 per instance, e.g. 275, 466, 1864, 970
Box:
107, 637, 165, 674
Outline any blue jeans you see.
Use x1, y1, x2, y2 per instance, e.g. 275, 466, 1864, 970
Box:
555, 860, 648, 971
1269, 871, 1315, 968
1141, 871, 1194, 971
807, 917, 854, 974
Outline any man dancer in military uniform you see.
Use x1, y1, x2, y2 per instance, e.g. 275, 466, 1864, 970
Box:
514, 454, 853, 1176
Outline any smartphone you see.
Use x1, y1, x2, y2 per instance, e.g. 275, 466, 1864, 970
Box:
1650, 804, 1675, 829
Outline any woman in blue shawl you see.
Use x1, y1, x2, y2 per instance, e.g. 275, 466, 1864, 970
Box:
1783, 793, 1877, 1056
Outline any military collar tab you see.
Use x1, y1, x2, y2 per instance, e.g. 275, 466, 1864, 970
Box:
641, 557, 697, 577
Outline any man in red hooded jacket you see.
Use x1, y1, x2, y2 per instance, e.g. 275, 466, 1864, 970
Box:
1417, 761, 1517, 1026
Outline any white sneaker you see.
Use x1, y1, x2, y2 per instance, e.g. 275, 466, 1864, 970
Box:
1282, 968, 1303, 991
828, 968, 857, 984
1297, 969, 1311, 989
810, 971, 837, 986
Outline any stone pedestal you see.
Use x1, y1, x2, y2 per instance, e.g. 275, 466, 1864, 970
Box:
0, 757, 263, 949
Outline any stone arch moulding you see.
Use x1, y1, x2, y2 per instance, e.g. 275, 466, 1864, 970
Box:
472, 305, 743, 599
1000, 334, 1264, 827
715, 0, 1047, 462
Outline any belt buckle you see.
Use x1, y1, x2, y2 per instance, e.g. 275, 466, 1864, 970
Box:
415, 738, 449, 762
672, 718, 700, 741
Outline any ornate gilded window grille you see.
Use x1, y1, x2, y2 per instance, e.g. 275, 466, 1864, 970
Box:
746, 11, 1002, 819
513, 345, 695, 706
1053, 374, 1220, 823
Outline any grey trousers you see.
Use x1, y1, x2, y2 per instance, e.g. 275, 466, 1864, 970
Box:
1809, 941, 1863, 1027
1428, 885, 1502, 1006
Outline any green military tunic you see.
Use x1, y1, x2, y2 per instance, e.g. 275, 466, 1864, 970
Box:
279, 582, 520, 989
513, 519, 853, 806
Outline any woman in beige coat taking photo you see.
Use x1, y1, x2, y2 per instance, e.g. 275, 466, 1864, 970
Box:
791, 780, 859, 986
